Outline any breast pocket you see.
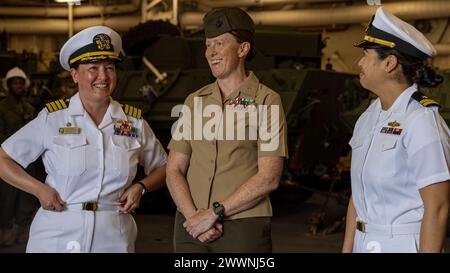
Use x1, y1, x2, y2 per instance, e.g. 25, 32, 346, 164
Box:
374, 136, 399, 177
349, 136, 365, 167
110, 135, 141, 178
52, 135, 87, 176
380, 137, 398, 151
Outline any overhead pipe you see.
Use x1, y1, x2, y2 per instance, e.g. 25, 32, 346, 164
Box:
142, 0, 174, 23
180, 0, 450, 28
72, 16, 141, 33
173, 0, 178, 26
435, 44, 450, 56
1, 0, 450, 44
141, 0, 149, 23
68, 3, 73, 38
0, 16, 141, 34
196, 0, 351, 8
0, 0, 140, 18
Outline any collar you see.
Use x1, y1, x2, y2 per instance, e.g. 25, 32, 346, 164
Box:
67, 94, 128, 129
68, 93, 126, 117
198, 71, 260, 102
67, 93, 85, 116
386, 83, 418, 114
366, 83, 417, 114
97, 98, 127, 129
109, 99, 128, 120
368, 84, 418, 126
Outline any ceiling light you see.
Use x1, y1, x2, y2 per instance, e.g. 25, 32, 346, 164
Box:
54, 0, 83, 3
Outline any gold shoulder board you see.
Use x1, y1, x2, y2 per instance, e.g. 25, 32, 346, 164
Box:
45, 99, 70, 113
411, 91, 440, 108
121, 104, 142, 119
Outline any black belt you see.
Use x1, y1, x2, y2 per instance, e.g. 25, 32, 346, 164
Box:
64, 202, 117, 212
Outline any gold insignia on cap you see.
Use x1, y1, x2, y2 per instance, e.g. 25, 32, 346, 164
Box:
94, 33, 111, 50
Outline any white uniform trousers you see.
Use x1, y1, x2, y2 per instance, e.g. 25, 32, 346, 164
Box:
353, 220, 421, 253
26, 207, 137, 253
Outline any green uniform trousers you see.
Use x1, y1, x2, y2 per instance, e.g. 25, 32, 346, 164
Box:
174, 211, 272, 253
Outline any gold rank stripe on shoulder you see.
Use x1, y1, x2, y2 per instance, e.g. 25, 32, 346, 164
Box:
45, 99, 69, 113
420, 98, 440, 107
411, 91, 440, 108
121, 104, 142, 119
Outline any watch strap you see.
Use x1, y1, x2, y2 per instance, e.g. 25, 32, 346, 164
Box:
213, 201, 225, 221
135, 181, 147, 194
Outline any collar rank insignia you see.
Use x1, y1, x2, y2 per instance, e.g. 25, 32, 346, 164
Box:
59, 122, 80, 135
225, 97, 257, 111
114, 119, 138, 138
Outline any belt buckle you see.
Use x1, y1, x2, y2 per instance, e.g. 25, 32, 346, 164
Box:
356, 221, 366, 233
82, 202, 98, 211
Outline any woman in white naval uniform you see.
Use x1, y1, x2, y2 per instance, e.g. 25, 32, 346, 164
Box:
342, 7, 450, 253
0, 26, 167, 252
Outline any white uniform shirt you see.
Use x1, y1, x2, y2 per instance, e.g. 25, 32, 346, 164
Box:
2, 93, 167, 205
1, 93, 167, 252
350, 84, 450, 226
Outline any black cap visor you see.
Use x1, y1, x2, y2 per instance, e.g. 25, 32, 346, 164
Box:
355, 25, 429, 60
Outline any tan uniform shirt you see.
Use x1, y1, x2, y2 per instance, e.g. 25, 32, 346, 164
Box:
168, 72, 288, 220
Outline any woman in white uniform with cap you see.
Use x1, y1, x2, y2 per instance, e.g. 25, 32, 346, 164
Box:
343, 7, 450, 253
0, 26, 167, 252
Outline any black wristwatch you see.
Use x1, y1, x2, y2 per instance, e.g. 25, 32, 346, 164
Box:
135, 181, 147, 196
212, 201, 225, 221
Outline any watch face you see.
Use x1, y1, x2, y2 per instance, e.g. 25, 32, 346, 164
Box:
213, 202, 224, 216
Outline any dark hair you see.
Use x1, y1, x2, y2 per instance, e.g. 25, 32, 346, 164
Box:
230, 30, 256, 61
373, 46, 443, 88
69, 63, 80, 70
